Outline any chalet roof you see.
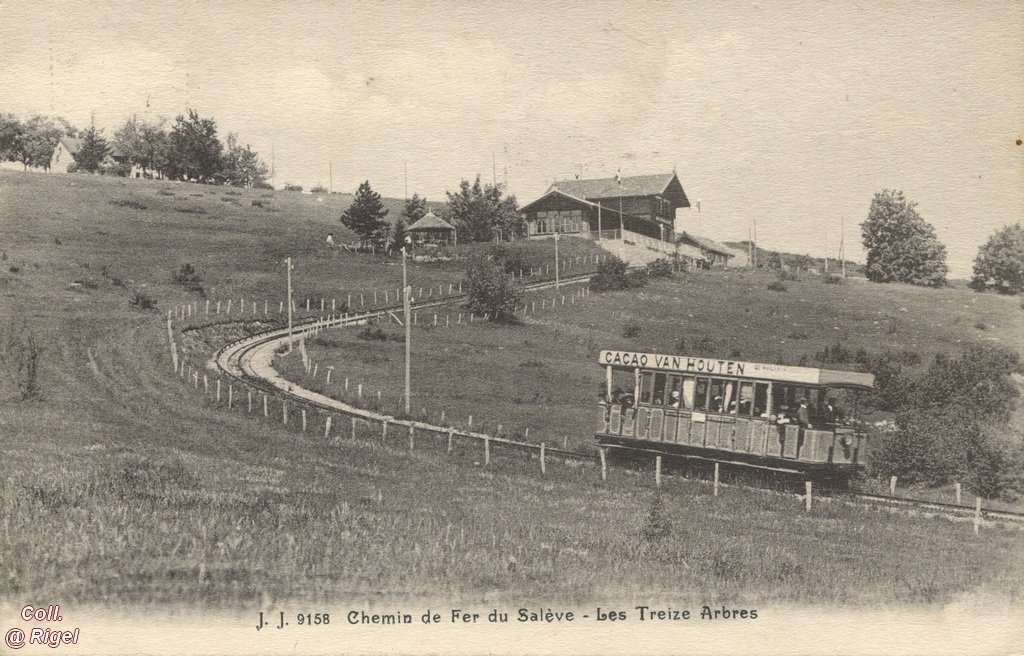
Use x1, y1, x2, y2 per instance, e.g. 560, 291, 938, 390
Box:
407, 211, 454, 232
676, 231, 736, 258
548, 172, 679, 200
58, 136, 126, 159
518, 188, 633, 221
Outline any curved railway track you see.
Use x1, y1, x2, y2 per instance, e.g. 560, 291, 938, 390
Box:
203, 273, 1024, 526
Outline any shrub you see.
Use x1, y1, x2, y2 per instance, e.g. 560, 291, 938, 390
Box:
462, 256, 524, 323
357, 325, 388, 341
283, 183, 303, 192
777, 269, 798, 281
767, 281, 787, 292
310, 184, 328, 193
129, 293, 157, 310
590, 255, 648, 292
824, 274, 844, 284
815, 342, 853, 364
487, 243, 531, 275
172, 263, 204, 294
639, 493, 672, 543
251, 200, 265, 207
622, 321, 642, 338
870, 345, 1023, 497
646, 258, 674, 278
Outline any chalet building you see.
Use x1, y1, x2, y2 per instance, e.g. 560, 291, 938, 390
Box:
520, 172, 690, 241
676, 231, 735, 267
48, 136, 141, 177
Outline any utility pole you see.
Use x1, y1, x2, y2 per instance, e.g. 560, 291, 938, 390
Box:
402, 239, 411, 415
329, 161, 333, 194
752, 218, 757, 268
597, 201, 602, 240
554, 232, 560, 288
840, 216, 846, 278
285, 257, 294, 352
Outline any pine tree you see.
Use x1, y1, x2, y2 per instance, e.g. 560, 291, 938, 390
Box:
341, 180, 390, 248
401, 193, 428, 223
74, 126, 110, 173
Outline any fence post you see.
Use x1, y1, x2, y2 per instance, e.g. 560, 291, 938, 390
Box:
954, 482, 962, 505
714, 463, 720, 497
599, 447, 607, 481
655, 456, 662, 487
282, 400, 288, 425
226, 299, 232, 315
357, 383, 362, 400
409, 425, 415, 451
351, 416, 357, 439
248, 389, 253, 413
889, 475, 898, 496
263, 393, 268, 417
326, 366, 334, 385
227, 383, 233, 408
312, 363, 318, 378
382, 420, 388, 443
484, 436, 491, 466
540, 442, 547, 475
216, 300, 221, 314
468, 414, 473, 428
301, 408, 307, 432
447, 429, 454, 454
216, 379, 221, 403
325, 415, 332, 439
805, 481, 813, 512
974, 497, 982, 535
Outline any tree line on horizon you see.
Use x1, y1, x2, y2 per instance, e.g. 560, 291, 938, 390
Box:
0, 109, 270, 188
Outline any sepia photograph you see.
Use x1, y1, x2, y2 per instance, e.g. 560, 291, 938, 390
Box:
1, 1, 1022, 654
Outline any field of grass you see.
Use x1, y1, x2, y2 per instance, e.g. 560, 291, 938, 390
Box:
1, 170, 1022, 611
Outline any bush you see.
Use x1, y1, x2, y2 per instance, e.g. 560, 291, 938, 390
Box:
283, 183, 303, 192
357, 325, 388, 341
646, 258, 674, 278
590, 255, 647, 292
129, 293, 157, 310
815, 342, 853, 364
172, 263, 204, 294
487, 244, 531, 275
870, 345, 1023, 497
824, 274, 844, 284
622, 321, 642, 338
462, 256, 524, 323
767, 281, 787, 292
777, 269, 799, 281
310, 184, 328, 193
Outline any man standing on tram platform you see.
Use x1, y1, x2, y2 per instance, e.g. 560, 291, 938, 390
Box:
796, 398, 812, 429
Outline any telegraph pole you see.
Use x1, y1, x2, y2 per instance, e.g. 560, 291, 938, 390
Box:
840, 216, 846, 278
402, 239, 411, 415
286, 256, 294, 352
554, 232, 560, 288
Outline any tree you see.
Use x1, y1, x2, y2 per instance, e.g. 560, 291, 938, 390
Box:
861, 189, 948, 287
390, 218, 408, 253
6, 115, 62, 170
73, 126, 110, 173
0, 114, 23, 161
164, 109, 223, 183
970, 223, 1024, 294
401, 192, 428, 223
114, 115, 167, 178
341, 180, 390, 248
462, 256, 524, 322
221, 133, 269, 187
445, 175, 523, 242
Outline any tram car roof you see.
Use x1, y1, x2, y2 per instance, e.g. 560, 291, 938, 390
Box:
599, 350, 875, 391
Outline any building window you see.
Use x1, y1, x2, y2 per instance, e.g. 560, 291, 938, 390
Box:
534, 209, 583, 235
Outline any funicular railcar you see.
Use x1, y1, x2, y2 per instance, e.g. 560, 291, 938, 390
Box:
595, 350, 875, 479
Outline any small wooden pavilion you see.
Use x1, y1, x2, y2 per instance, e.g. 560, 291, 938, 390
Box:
407, 211, 457, 245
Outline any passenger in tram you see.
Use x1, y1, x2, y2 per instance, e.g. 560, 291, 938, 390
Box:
711, 394, 724, 412
822, 397, 843, 426
796, 398, 812, 428
669, 390, 681, 408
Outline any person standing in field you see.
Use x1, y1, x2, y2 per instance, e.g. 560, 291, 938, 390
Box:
326, 232, 335, 249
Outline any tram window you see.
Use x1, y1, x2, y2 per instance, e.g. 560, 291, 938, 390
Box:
651, 373, 667, 406
736, 382, 755, 416
708, 379, 729, 413
667, 375, 683, 408
681, 376, 696, 409
694, 377, 710, 411
639, 372, 654, 404
754, 383, 769, 417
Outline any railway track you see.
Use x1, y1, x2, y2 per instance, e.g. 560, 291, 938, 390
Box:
201, 273, 1024, 527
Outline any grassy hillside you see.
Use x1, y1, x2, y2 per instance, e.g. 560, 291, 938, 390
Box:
1, 171, 1021, 609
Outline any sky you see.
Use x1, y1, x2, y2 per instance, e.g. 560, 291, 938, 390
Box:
1, 1, 1021, 276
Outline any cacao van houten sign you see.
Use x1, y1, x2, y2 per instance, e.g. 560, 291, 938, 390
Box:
598, 349, 823, 385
